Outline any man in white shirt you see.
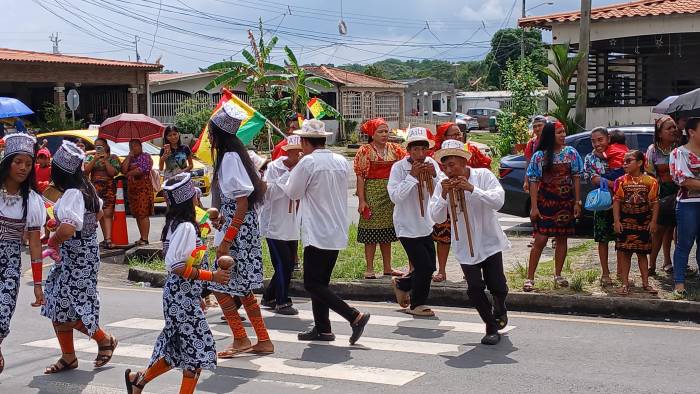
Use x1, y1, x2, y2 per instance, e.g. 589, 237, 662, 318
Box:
388, 127, 441, 316
429, 139, 511, 345
282, 119, 370, 345
260, 135, 303, 316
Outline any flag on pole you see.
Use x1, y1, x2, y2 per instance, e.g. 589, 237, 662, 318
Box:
192, 88, 267, 165
297, 113, 304, 128
306, 97, 326, 119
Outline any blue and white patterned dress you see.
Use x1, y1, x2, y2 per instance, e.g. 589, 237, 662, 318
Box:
0, 191, 46, 339
41, 189, 102, 336
209, 152, 263, 296
149, 222, 217, 371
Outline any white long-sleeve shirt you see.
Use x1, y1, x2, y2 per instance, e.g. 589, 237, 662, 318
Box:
260, 157, 300, 241
388, 157, 442, 238
281, 149, 350, 250
429, 168, 511, 265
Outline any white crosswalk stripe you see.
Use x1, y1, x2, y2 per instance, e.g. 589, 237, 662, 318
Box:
22, 309, 515, 389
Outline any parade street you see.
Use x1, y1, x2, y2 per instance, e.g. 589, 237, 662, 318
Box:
2, 262, 699, 394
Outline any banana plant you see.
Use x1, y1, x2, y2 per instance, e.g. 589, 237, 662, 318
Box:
541, 43, 585, 134
280, 46, 335, 115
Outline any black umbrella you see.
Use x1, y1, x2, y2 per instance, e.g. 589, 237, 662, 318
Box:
666, 88, 700, 117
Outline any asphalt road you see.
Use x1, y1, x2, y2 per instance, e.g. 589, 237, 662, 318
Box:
2, 265, 699, 393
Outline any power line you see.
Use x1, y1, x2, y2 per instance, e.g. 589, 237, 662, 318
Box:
145, 0, 162, 62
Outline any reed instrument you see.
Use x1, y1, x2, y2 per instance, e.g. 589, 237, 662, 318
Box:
447, 183, 475, 257
416, 164, 434, 217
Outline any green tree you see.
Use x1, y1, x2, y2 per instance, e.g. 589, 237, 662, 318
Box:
174, 98, 212, 135
484, 28, 548, 88
279, 46, 335, 115
363, 64, 387, 79
541, 43, 585, 134
495, 58, 542, 156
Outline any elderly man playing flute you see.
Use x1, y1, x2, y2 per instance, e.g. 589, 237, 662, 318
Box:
429, 139, 511, 345
387, 127, 441, 317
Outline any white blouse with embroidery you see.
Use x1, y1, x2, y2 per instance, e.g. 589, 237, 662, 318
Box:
218, 152, 254, 199
164, 222, 197, 272
0, 190, 47, 230
55, 189, 102, 231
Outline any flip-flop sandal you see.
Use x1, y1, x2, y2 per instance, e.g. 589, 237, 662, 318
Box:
95, 336, 118, 368
403, 305, 435, 317
663, 264, 674, 274
432, 273, 446, 282
600, 276, 613, 287
44, 357, 78, 374
249, 342, 275, 355
124, 369, 146, 394
643, 285, 659, 295
384, 270, 405, 277
217, 346, 253, 359
363, 273, 377, 280
523, 279, 535, 292
617, 286, 629, 296
391, 277, 410, 308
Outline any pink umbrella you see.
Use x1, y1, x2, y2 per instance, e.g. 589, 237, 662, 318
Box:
98, 113, 165, 143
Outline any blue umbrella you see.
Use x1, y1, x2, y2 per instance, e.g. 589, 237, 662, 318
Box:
0, 97, 34, 119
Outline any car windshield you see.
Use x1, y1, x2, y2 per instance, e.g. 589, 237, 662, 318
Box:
106, 140, 161, 156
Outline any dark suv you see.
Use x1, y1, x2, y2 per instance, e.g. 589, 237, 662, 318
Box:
498, 125, 655, 218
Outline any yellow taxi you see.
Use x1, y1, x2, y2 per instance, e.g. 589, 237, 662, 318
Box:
36, 129, 211, 202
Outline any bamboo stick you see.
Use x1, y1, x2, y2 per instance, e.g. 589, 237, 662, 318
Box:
457, 191, 474, 257
417, 171, 425, 217
448, 187, 460, 241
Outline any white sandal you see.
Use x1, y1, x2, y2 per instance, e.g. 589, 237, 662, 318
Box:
523, 279, 535, 292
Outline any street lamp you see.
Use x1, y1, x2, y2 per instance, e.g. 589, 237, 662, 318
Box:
521, 1, 554, 59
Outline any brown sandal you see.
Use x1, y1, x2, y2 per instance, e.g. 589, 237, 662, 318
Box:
617, 285, 629, 296
124, 369, 146, 394
643, 285, 659, 295
44, 357, 78, 374
95, 335, 118, 368
217, 346, 253, 359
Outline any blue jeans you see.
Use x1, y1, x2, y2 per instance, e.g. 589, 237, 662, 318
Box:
673, 202, 700, 284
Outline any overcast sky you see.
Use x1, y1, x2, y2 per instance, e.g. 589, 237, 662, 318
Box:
4, 0, 627, 71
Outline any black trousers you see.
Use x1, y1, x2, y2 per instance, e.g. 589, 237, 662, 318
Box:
303, 246, 359, 333
461, 252, 508, 335
263, 239, 297, 306
396, 235, 436, 308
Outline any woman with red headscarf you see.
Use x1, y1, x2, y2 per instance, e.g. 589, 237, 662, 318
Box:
354, 118, 407, 279
430, 122, 492, 282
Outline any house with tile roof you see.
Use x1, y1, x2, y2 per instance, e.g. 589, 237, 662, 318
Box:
0, 48, 162, 122
519, 0, 700, 128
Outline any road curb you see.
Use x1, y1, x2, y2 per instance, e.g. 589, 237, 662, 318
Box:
126, 267, 700, 322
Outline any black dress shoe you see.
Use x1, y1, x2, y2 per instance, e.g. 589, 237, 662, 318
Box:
260, 299, 277, 309
349, 313, 370, 345
481, 333, 501, 345
298, 328, 335, 341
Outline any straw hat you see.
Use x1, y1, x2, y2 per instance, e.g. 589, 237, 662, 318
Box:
404, 127, 435, 149
293, 119, 332, 138
282, 135, 303, 151
433, 139, 472, 162
247, 150, 270, 172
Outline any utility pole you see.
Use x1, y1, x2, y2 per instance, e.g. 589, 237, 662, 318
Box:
49, 32, 61, 54
134, 35, 141, 62
521, 0, 526, 59
575, 0, 592, 129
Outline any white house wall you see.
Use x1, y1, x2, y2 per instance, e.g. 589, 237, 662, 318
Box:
586, 106, 654, 129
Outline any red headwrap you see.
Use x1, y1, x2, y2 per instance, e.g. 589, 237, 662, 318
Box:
554, 120, 565, 132
434, 122, 456, 147
360, 118, 387, 137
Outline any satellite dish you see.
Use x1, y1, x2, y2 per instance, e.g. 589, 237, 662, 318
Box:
338, 20, 347, 35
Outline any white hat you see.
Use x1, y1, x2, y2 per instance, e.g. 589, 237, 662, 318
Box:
248, 150, 270, 171
404, 127, 435, 149
293, 119, 332, 138
282, 135, 303, 151
53, 140, 86, 174
433, 139, 472, 163
1, 133, 36, 164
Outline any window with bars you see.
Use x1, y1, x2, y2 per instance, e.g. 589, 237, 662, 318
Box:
374, 91, 400, 121
342, 90, 362, 119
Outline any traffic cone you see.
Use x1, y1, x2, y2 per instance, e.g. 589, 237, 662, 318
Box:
112, 180, 129, 247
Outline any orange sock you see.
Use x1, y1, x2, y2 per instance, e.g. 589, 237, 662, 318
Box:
241, 294, 270, 342
72, 321, 89, 336
91, 328, 107, 343
54, 326, 74, 355
179, 374, 199, 394
144, 358, 171, 384
216, 293, 247, 339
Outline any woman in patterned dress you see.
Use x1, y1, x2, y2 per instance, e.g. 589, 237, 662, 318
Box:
645, 116, 679, 275
124, 173, 229, 394
430, 122, 492, 282
84, 137, 121, 249
41, 140, 118, 374
613, 150, 659, 295
121, 139, 154, 246
524, 121, 584, 291
0, 133, 46, 375
354, 118, 406, 279
207, 106, 274, 357
583, 127, 617, 286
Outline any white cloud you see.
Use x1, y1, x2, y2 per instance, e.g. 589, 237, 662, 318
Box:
460, 0, 514, 22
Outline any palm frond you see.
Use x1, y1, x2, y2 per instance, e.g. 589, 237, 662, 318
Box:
205, 69, 244, 90
241, 50, 256, 66
207, 61, 246, 71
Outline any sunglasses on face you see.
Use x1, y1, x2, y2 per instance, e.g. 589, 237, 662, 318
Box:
623, 158, 641, 164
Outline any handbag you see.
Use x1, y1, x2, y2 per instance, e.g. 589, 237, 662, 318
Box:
659, 193, 677, 215
584, 179, 613, 211
150, 168, 162, 192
